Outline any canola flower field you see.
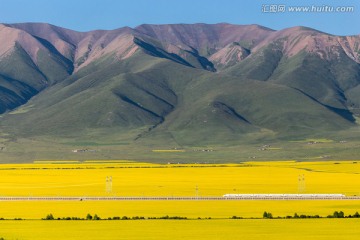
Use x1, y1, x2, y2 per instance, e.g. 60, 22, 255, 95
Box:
1, 219, 360, 240
1, 160, 360, 197
1, 160, 360, 239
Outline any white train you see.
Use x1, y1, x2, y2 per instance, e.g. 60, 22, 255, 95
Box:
223, 194, 346, 199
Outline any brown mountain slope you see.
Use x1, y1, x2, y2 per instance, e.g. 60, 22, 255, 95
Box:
135, 23, 274, 55
252, 26, 360, 62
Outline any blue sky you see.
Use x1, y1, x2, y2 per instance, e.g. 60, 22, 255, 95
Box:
0, 0, 359, 35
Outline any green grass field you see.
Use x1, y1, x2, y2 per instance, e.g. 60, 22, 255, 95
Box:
1, 135, 360, 163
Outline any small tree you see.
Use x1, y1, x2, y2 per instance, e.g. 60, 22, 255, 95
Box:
263, 211, 273, 219
93, 214, 101, 220
45, 214, 54, 220
86, 214, 93, 220
333, 211, 344, 218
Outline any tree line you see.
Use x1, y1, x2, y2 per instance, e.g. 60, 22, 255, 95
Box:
43, 213, 187, 220
262, 211, 360, 219
2, 211, 359, 221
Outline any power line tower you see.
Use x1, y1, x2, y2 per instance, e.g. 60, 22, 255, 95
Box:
106, 176, 113, 194
298, 174, 306, 193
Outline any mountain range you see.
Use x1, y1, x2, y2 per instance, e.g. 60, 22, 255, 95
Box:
0, 22, 360, 146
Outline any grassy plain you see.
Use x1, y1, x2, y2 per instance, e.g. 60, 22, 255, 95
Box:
1, 219, 360, 240
1, 136, 360, 164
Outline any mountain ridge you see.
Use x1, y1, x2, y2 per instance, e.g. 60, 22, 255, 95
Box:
0, 22, 360, 147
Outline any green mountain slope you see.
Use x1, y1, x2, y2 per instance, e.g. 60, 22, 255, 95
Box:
0, 23, 359, 152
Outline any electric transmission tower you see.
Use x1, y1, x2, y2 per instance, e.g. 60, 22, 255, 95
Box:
106, 176, 113, 194
298, 174, 306, 193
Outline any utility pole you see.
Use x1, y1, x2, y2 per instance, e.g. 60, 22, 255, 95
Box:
106, 176, 113, 194
298, 174, 306, 193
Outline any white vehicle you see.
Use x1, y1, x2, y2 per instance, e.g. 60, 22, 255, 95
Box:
222, 194, 345, 199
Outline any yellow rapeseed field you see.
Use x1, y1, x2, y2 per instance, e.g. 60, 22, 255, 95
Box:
152, 149, 186, 152
1, 161, 360, 197
1, 200, 360, 219
1, 219, 360, 240
1, 161, 360, 239
0, 161, 359, 219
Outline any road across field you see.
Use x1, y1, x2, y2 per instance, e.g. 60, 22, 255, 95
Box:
1, 196, 360, 201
